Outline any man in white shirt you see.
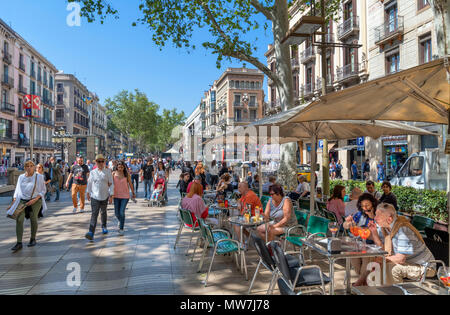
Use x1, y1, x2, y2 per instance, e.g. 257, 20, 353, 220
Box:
85, 154, 114, 241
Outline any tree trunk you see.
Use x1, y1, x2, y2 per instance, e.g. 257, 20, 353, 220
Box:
272, 0, 295, 111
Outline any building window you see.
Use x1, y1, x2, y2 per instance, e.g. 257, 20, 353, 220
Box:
386, 51, 400, 74
418, 0, 430, 10
234, 94, 241, 106
419, 34, 432, 64
250, 109, 257, 120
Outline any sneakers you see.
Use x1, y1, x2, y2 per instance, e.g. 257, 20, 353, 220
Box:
80, 209, 85, 213
73, 208, 78, 213
102, 228, 109, 235
118, 229, 124, 236
28, 239, 37, 247
85, 232, 94, 241
11, 242, 23, 252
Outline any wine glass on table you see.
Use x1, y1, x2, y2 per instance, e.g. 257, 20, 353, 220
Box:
328, 222, 339, 238
350, 223, 361, 250
358, 228, 371, 250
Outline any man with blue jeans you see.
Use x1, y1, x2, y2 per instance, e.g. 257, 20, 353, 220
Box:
351, 160, 358, 180
141, 158, 154, 201
129, 159, 141, 195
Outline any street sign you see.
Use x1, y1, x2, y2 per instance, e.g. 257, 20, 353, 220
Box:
357, 137, 365, 151
318, 140, 324, 149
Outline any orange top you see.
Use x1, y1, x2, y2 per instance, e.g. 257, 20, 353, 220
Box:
240, 190, 262, 215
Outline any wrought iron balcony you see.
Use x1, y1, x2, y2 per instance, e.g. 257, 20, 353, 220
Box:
300, 46, 316, 64
337, 16, 360, 40
291, 58, 299, 68
18, 86, 28, 95
2, 50, 12, 65
0, 102, 15, 114
374, 16, 404, 46
301, 83, 315, 97
315, 75, 333, 91
1, 75, 14, 89
19, 62, 26, 72
335, 63, 361, 83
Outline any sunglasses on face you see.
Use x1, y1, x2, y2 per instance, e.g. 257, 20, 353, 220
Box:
97, 160, 105, 163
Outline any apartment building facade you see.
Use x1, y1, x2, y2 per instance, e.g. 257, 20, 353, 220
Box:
266, 0, 440, 180
1, 18, 57, 166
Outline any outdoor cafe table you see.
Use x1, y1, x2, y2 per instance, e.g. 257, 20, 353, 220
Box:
352, 281, 450, 295
210, 204, 239, 228
288, 236, 388, 295
228, 216, 269, 280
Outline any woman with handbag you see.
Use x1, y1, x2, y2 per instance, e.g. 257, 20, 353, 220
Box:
7, 160, 47, 252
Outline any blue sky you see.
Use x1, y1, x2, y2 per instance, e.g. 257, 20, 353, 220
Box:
1, 0, 272, 117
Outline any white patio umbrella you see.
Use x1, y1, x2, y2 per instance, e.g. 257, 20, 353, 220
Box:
165, 148, 179, 154
250, 107, 436, 215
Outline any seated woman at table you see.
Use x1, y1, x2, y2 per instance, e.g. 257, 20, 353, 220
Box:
251, 174, 260, 190
327, 185, 346, 225
342, 193, 378, 287
257, 184, 298, 242
217, 174, 232, 192
181, 182, 208, 227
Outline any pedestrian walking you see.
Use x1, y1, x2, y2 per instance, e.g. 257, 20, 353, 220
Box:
49, 157, 62, 201
7, 160, 47, 252
377, 161, 385, 182
66, 156, 90, 213
142, 158, 155, 201
362, 159, 370, 180
112, 161, 135, 236
85, 155, 114, 241
329, 159, 337, 180
336, 160, 343, 179
129, 159, 141, 194
351, 160, 359, 180
209, 160, 219, 190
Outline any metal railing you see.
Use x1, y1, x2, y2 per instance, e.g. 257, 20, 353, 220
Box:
374, 16, 404, 44
301, 46, 315, 63
0, 102, 15, 114
57, 87, 64, 93
1, 75, 14, 88
18, 86, 28, 95
2, 50, 12, 64
316, 75, 333, 90
337, 16, 359, 40
335, 63, 360, 82
301, 83, 315, 96
19, 62, 26, 72
34, 117, 55, 127
291, 58, 299, 68
0, 132, 16, 143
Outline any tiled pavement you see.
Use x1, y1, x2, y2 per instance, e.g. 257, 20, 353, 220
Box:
0, 171, 350, 295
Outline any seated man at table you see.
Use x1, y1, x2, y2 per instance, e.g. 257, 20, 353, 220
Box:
288, 175, 310, 201
368, 203, 436, 284
233, 182, 263, 242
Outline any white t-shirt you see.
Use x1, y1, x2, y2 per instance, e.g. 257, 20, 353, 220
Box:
296, 182, 310, 195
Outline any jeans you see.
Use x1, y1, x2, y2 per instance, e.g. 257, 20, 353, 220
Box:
114, 198, 129, 230
52, 181, 60, 200
131, 174, 139, 193
143, 179, 153, 199
89, 198, 108, 234
210, 175, 219, 189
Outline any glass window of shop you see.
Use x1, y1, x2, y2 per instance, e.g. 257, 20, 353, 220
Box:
381, 136, 408, 178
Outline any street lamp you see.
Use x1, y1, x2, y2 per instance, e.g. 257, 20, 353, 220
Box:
52, 128, 73, 162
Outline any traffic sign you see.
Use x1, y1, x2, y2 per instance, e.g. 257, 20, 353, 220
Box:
318, 140, 324, 149
357, 137, 365, 151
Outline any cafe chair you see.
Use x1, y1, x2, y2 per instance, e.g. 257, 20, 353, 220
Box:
420, 230, 449, 285
247, 233, 300, 295
315, 201, 328, 218
261, 195, 270, 210
196, 218, 243, 287
298, 198, 311, 212
174, 208, 200, 256
271, 241, 330, 295
277, 279, 296, 295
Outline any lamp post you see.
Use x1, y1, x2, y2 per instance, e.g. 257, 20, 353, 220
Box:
52, 128, 73, 162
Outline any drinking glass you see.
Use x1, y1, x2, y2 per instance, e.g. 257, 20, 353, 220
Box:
328, 222, 339, 238
359, 228, 371, 249
437, 266, 450, 288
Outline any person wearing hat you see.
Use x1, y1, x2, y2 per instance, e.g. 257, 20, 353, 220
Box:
85, 154, 114, 241
65, 156, 90, 213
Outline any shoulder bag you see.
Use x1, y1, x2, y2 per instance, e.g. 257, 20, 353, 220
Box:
7, 174, 38, 220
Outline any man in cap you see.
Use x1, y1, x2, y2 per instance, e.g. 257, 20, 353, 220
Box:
85, 154, 114, 241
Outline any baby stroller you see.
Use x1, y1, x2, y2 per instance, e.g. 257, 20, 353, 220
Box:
148, 177, 167, 207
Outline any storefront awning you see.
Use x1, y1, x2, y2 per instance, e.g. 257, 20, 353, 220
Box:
334, 145, 357, 151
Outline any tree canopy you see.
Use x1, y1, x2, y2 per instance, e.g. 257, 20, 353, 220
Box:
104, 89, 185, 153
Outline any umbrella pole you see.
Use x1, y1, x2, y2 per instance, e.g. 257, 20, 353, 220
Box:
258, 152, 263, 199
310, 134, 317, 216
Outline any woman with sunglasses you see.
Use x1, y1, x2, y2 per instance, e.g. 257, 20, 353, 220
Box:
343, 193, 378, 286
113, 161, 135, 235
257, 184, 297, 241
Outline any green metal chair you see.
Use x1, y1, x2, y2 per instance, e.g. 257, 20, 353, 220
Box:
261, 195, 271, 211
411, 215, 435, 236
196, 218, 243, 287
285, 215, 330, 248
174, 208, 200, 256
295, 210, 309, 227
315, 201, 328, 218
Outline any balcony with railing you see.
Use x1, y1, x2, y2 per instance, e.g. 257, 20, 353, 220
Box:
265, 99, 282, 115
374, 16, 404, 46
1, 74, 14, 89
315, 75, 333, 92
18, 85, 28, 95
291, 58, 299, 69
34, 117, 55, 128
2, 50, 12, 65
19, 62, 26, 72
301, 46, 316, 64
301, 83, 315, 98
0, 102, 15, 115
335, 63, 361, 83
42, 97, 54, 107
0, 131, 17, 143
57, 86, 64, 93
337, 16, 360, 40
